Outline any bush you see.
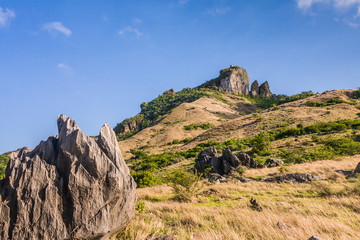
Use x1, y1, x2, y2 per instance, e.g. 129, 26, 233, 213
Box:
251, 132, 271, 155
305, 98, 347, 107
135, 201, 145, 213
166, 170, 202, 202
184, 123, 214, 131
352, 88, 360, 99
0, 154, 10, 180
131, 171, 159, 188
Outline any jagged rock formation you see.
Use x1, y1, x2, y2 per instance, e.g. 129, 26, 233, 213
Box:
194, 147, 263, 175
163, 88, 175, 95
250, 80, 259, 96
264, 158, 284, 167
218, 66, 250, 95
0, 115, 136, 240
237, 153, 264, 169
250, 80, 272, 97
264, 173, 323, 183
259, 81, 272, 97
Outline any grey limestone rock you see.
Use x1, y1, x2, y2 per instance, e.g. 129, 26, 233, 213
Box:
218, 66, 250, 95
265, 173, 323, 183
237, 153, 264, 169
259, 81, 272, 97
250, 80, 259, 96
264, 158, 284, 168
0, 115, 136, 240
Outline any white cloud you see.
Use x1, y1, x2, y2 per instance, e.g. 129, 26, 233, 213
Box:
205, 7, 231, 16
57, 63, 73, 76
297, 0, 360, 26
118, 26, 143, 37
0, 7, 15, 27
43, 22, 72, 37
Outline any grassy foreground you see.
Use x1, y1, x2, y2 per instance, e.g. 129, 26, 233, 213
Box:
115, 156, 360, 240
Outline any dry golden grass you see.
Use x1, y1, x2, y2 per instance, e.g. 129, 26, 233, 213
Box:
116, 156, 360, 240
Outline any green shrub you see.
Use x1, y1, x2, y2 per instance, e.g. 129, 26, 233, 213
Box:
305, 98, 347, 107
135, 201, 145, 213
184, 123, 214, 131
131, 171, 159, 188
166, 170, 202, 202
251, 132, 271, 155
352, 88, 360, 99
0, 154, 10, 180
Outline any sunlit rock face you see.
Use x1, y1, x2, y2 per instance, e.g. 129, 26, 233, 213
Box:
0, 115, 136, 240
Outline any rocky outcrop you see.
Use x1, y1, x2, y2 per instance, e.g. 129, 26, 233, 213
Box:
0, 115, 136, 240
264, 173, 323, 183
195, 148, 263, 175
237, 153, 264, 169
264, 158, 284, 167
259, 81, 272, 97
218, 66, 249, 95
250, 80, 259, 96
163, 88, 175, 95
194, 147, 218, 173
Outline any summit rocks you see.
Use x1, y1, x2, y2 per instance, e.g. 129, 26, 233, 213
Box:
0, 115, 136, 240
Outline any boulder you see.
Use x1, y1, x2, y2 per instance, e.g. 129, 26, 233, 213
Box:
259, 81, 272, 97
208, 173, 227, 183
264, 173, 323, 183
0, 115, 136, 240
264, 158, 284, 168
163, 88, 175, 95
194, 147, 218, 173
354, 162, 360, 174
218, 66, 250, 95
250, 80, 259, 96
222, 149, 241, 173
237, 153, 264, 169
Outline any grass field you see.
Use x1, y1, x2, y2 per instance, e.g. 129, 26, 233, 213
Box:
116, 156, 360, 240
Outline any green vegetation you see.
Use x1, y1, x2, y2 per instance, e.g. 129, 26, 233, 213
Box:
244, 91, 315, 109
131, 170, 159, 188
184, 123, 214, 131
0, 153, 10, 179
352, 88, 360, 99
114, 88, 207, 139
166, 138, 192, 145
166, 169, 202, 202
305, 98, 347, 107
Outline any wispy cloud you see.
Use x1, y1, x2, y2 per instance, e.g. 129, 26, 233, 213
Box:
43, 22, 72, 37
57, 63, 73, 76
205, 7, 231, 16
296, 0, 360, 26
0, 7, 15, 27
118, 26, 143, 37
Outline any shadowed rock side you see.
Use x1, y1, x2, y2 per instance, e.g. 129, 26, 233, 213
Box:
259, 81, 272, 97
0, 115, 136, 240
250, 80, 259, 96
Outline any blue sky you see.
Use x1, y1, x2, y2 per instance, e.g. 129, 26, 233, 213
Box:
1, 0, 360, 153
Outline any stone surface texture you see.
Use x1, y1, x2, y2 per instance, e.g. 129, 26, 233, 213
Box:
218, 66, 250, 95
264, 158, 284, 168
250, 80, 259, 96
265, 173, 323, 183
354, 162, 360, 174
0, 115, 136, 240
259, 81, 272, 97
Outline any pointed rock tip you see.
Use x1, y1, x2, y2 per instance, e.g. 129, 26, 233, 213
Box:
57, 114, 80, 135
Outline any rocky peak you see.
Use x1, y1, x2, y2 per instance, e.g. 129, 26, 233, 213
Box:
163, 88, 175, 95
250, 80, 259, 96
259, 81, 272, 97
0, 115, 136, 240
218, 66, 249, 95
